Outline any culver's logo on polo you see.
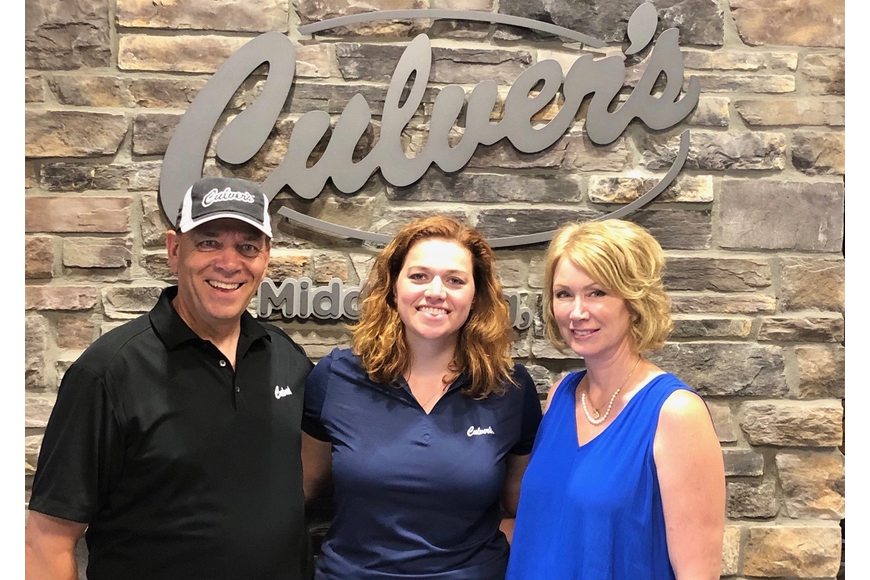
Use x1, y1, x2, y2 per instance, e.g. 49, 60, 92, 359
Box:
467, 426, 495, 437
202, 187, 256, 207
275, 385, 293, 399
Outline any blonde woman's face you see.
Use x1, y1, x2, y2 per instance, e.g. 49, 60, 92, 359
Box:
551, 258, 633, 362
394, 238, 475, 351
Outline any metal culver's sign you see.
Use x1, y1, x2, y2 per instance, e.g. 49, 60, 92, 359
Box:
158, 5, 699, 328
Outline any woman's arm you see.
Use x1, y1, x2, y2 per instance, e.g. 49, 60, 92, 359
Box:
301, 432, 333, 504
653, 389, 725, 580
499, 453, 531, 543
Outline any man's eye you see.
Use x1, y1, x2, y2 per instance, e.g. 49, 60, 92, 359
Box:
237, 244, 261, 258
196, 240, 220, 251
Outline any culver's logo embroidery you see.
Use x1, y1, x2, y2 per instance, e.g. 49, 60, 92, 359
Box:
202, 187, 256, 207
467, 425, 495, 437
274, 385, 293, 399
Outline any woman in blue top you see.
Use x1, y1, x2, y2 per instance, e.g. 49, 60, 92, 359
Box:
302, 216, 542, 580
507, 219, 725, 580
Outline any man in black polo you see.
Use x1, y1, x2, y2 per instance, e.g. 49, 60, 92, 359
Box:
25, 177, 313, 580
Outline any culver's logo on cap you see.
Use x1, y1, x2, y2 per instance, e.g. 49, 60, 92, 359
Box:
202, 187, 257, 207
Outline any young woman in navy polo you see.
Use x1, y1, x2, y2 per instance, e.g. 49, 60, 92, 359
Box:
302, 216, 542, 580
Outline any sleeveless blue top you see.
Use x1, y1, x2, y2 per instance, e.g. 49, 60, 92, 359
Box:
506, 371, 694, 580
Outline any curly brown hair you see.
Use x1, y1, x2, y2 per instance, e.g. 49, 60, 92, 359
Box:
351, 216, 515, 398
543, 219, 673, 354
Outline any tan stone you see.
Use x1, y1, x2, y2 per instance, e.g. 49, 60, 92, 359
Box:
735, 99, 844, 126
285, 326, 354, 360
792, 130, 845, 175
707, 401, 736, 442
721, 526, 741, 576
740, 401, 843, 447
758, 315, 844, 342
63, 238, 132, 269
26, 197, 131, 233
687, 97, 729, 127
25, 435, 44, 476
118, 35, 250, 73
25, 236, 55, 279
25, 391, 57, 429
776, 451, 844, 519
350, 253, 377, 285
25, 75, 44, 103
25, 111, 128, 158
731, 0, 845, 47
727, 478, 778, 518
802, 53, 845, 95
744, 524, 841, 577
141, 194, 173, 249
141, 251, 175, 281
26, 287, 100, 311
780, 256, 844, 313
670, 293, 777, 314
796, 345, 845, 399
268, 253, 311, 280
313, 252, 350, 283
294, 0, 427, 37
133, 113, 183, 155
770, 52, 799, 70
25, 314, 49, 390
48, 75, 134, 107
56, 315, 97, 351
689, 73, 795, 93
117, 0, 288, 31
589, 175, 712, 204
128, 78, 207, 108
682, 50, 765, 70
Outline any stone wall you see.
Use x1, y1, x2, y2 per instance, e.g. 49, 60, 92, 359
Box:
25, 0, 845, 578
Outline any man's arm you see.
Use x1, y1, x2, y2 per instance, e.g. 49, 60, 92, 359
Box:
25, 511, 87, 580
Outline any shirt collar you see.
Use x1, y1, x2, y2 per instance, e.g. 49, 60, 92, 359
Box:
150, 286, 269, 351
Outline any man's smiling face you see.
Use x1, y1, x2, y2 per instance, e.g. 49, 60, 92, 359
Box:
166, 218, 270, 336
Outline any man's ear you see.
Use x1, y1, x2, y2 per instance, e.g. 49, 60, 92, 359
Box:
165, 229, 180, 275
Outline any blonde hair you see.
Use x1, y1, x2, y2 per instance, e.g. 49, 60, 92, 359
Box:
543, 219, 673, 353
352, 216, 514, 398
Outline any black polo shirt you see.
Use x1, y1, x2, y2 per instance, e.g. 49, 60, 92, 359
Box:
30, 286, 314, 580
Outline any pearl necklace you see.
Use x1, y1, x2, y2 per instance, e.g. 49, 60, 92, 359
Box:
581, 358, 642, 426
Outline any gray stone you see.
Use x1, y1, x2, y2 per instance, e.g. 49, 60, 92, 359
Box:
102, 286, 164, 316
41, 162, 162, 192
25, 76, 43, 103
641, 131, 787, 171
117, 0, 289, 32
722, 448, 764, 477
63, 238, 133, 269
26, 111, 128, 158
26, 391, 58, 429
736, 99, 844, 126
731, 0, 845, 47
286, 82, 429, 116
776, 451, 845, 519
649, 342, 787, 397
589, 175, 713, 204
133, 113, 183, 155
663, 257, 771, 292
495, 256, 529, 289
792, 130, 845, 175
336, 43, 533, 84
129, 78, 207, 108
670, 293, 777, 314
780, 256, 844, 313
141, 252, 175, 281
758, 315, 844, 343
707, 401, 737, 442
670, 317, 752, 339
25, 314, 49, 390
719, 180, 844, 252
796, 345, 845, 399
141, 194, 173, 249
686, 97, 730, 127
390, 173, 580, 203
26, 236, 55, 279
475, 209, 599, 239
683, 50, 765, 70
802, 54, 844, 95
373, 208, 470, 236
118, 34, 250, 73
629, 209, 712, 250
688, 73, 795, 93
295, 0, 427, 37
740, 401, 843, 447
727, 478, 778, 518
285, 325, 354, 360
497, 0, 723, 46
25, 0, 111, 69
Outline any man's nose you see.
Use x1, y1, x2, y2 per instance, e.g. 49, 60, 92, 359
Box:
213, 244, 242, 270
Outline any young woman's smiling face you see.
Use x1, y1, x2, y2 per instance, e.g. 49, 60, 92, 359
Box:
394, 238, 476, 352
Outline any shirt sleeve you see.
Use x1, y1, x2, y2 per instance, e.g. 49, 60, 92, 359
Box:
509, 364, 543, 456
301, 349, 337, 442
29, 363, 125, 524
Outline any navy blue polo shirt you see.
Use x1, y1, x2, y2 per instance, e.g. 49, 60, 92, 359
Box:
303, 348, 542, 580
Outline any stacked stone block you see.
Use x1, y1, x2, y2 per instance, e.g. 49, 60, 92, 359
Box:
25, 0, 845, 578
